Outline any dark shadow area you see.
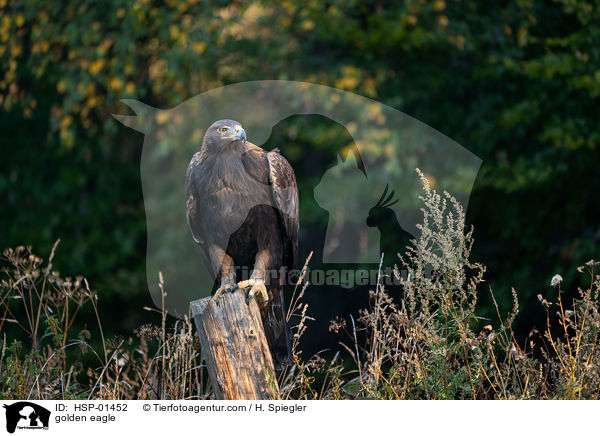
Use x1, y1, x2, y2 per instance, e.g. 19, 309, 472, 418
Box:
262, 114, 407, 356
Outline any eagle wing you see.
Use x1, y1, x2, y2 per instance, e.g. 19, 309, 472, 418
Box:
185, 152, 214, 277
266, 150, 299, 268
185, 152, 203, 243
240, 142, 299, 268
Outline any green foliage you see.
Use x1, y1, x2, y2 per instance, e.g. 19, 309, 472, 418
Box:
1, 0, 599, 352
0, 0, 249, 317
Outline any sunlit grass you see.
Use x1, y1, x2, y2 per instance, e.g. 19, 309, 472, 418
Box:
1, 173, 599, 400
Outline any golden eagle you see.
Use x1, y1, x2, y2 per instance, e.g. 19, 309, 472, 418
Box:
185, 119, 298, 368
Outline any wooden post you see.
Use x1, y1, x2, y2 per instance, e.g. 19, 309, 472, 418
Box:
190, 290, 280, 400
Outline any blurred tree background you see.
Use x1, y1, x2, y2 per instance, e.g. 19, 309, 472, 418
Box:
1, 0, 599, 349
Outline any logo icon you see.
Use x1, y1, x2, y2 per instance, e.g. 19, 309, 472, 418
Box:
3, 402, 50, 433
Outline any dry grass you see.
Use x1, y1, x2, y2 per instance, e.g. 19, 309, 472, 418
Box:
0, 244, 210, 399
2, 171, 599, 399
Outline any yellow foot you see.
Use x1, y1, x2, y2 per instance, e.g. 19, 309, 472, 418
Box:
236, 279, 269, 306
212, 284, 237, 300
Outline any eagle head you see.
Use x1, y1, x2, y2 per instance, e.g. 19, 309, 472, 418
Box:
203, 119, 246, 150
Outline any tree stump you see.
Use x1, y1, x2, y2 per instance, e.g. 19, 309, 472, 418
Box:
190, 290, 280, 400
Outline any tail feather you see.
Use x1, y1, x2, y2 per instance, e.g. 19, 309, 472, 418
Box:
263, 288, 293, 370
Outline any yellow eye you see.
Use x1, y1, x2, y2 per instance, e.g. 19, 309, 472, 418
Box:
219, 127, 227, 133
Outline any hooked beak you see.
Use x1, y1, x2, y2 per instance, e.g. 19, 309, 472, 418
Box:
233, 126, 246, 143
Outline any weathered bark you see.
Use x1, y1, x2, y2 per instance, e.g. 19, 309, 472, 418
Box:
190, 291, 280, 400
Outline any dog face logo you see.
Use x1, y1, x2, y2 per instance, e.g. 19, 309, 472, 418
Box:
3, 402, 50, 433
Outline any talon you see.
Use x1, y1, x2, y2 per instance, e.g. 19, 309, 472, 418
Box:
236, 279, 255, 290
241, 279, 269, 307
213, 284, 236, 300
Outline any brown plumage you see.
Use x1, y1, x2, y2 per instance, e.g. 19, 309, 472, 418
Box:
185, 119, 298, 368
